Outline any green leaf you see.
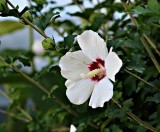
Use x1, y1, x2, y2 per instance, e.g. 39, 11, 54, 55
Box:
0, 20, 24, 35
115, 30, 127, 37
106, 106, 126, 120
145, 93, 160, 104
133, 0, 160, 15
148, 0, 160, 14
0, 61, 5, 67
68, 8, 94, 20
111, 125, 123, 132
90, 14, 105, 31
123, 99, 133, 109
127, 63, 145, 73
127, 54, 146, 73
33, 11, 59, 31
76, 123, 87, 132
14, 52, 33, 67
107, 39, 123, 49
63, 35, 76, 49
123, 76, 136, 96
147, 16, 160, 23
133, 6, 152, 14
114, 91, 122, 100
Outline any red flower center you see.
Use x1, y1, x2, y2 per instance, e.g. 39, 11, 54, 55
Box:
88, 58, 106, 82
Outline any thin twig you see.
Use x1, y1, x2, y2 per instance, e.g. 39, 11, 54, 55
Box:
140, 37, 160, 72
124, 69, 159, 91
5, 0, 48, 38
17, 106, 33, 121
0, 89, 12, 103
143, 34, 160, 56
120, 0, 138, 28
0, 56, 99, 129
0, 109, 30, 122
111, 98, 157, 132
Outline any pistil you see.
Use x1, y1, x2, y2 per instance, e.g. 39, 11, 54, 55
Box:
80, 68, 106, 80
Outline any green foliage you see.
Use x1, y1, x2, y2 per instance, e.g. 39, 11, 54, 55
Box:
127, 53, 146, 73
146, 93, 160, 104
33, 11, 60, 31
0, 0, 160, 132
134, 0, 160, 15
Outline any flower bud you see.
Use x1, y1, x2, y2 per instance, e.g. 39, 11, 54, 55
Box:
22, 11, 33, 23
19, 11, 33, 25
0, 0, 7, 12
23, 11, 33, 21
42, 38, 55, 50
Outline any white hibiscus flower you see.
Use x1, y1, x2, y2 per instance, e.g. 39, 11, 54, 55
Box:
70, 124, 76, 132
59, 30, 122, 108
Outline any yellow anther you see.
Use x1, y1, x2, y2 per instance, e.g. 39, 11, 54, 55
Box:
87, 69, 100, 78
80, 68, 106, 79
80, 69, 100, 79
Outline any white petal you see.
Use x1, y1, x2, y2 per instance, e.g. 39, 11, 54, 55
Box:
70, 125, 76, 132
89, 77, 113, 108
59, 50, 91, 80
65, 80, 73, 88
77, 30, 108, 60
66, 79, 95, 105
105, 48, 122, 82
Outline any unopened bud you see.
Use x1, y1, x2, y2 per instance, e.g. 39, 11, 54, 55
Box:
0, 0, 7, 12
42, 38, 55, 50
22, 11, 33, 22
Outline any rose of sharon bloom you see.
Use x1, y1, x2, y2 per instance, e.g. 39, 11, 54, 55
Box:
70, 125, 76, 132
59, 30, 122, 108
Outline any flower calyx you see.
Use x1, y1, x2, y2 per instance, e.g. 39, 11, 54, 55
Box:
42, 38, 55, 50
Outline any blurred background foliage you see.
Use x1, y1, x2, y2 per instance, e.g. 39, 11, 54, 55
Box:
0, 0, 160, 132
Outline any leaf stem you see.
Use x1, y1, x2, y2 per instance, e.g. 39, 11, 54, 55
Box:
0, 89, 12, 103
5, 0, 48, 38
16, 106, 33, 121
150, 23, 160, 29
143, 34, 160, 56
124, 69, 159, 91
100, 118, 113, 131
0, 108, 30, 123
111, 98, 157, 132
140, 37, 160, 72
